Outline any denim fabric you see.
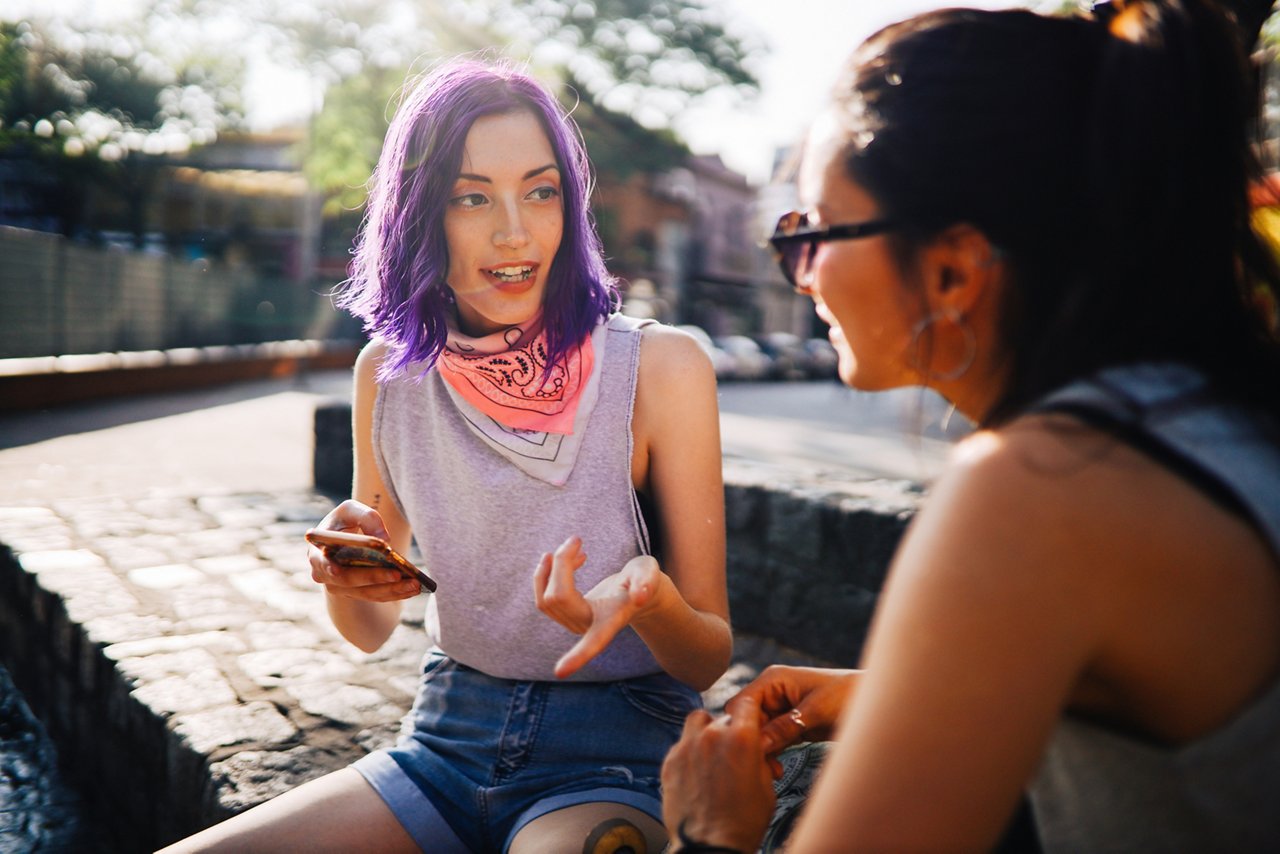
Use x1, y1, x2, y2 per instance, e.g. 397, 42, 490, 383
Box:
353, 652, 701, 853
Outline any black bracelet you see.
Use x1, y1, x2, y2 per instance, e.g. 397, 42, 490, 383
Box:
675, 820, 747, 854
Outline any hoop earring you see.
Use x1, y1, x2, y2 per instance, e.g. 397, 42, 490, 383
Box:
910, 307, 976, 382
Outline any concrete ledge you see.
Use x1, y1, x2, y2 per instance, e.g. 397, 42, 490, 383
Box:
0, 340, 361, 412
720, 459, 918, 664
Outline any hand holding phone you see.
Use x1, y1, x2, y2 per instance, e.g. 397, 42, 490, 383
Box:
305, 528, 437, 593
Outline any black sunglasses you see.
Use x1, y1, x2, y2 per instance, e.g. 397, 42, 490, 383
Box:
766, 210, 896, 291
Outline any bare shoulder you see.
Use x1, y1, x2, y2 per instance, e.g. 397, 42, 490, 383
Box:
903, 413, 1174, 599
354, 338, 391, 377
632, 323, 719, 450
352, 339, 394, 405
921, 408, 1257, 597
636, 322, 714, 385
877, 413, 1156, 672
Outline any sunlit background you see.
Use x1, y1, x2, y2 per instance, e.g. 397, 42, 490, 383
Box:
1, 0, 1275, 373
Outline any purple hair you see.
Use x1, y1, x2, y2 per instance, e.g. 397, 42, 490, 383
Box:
337, 58, 619, 380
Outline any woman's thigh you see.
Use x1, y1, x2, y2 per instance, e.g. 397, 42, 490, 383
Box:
508, 802, 666, 854
156, 767, 418, 854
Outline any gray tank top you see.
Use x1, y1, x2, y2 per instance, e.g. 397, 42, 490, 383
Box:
1028, 362, 1280, 851
372, 313, 661, 682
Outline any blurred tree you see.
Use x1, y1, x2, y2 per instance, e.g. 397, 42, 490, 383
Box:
0, 18, 243, 242
304, 66, 402, 216
481, 0, 760, 127
152, 0, 760, 212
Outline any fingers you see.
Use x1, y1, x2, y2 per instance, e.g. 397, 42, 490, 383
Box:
760, 706, 809, 755
307, 499, 392, 579
532, 552, 553, 609
724, 665, 842, 755
661, 701, 775, 853
306, 499, 414, 603
312, 559, 421, 601
323, 499, 389, 539
620, 554, 662, 612
725, 665, 800, 719
725, 695, 763, 744
552, 605, 630, 679
681, 708, 715, 737
535, 537, 592, 633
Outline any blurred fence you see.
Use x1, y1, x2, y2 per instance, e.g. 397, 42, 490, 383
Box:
0, 226, 350, 359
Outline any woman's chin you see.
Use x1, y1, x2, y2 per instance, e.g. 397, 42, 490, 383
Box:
836, 354, 859, 388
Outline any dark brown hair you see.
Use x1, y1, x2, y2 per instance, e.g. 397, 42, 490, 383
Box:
833, 0, 1280, 425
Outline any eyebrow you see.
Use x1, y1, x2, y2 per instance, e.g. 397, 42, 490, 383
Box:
455, 164, 559, 184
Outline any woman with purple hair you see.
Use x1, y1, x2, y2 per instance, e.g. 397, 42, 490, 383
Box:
162, 59, 730, 853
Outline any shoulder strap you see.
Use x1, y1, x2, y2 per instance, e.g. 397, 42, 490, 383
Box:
1034, 364, 1280, 560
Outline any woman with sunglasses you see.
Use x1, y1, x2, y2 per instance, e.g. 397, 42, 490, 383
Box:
161, 59, 730, 853
662, 1, 1280, 851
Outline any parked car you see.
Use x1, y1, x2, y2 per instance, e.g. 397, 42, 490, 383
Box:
755, 331, 810, 381
714, 334, 772, 382
804, 337, 841, 379
675, 324, 736, 381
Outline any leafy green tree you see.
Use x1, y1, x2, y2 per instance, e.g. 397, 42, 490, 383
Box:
160, 0, 760, 211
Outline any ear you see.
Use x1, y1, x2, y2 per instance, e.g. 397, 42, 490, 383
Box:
919, 224, 1002, 316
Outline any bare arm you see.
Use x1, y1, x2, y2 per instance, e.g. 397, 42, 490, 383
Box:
627, 325, 732, 689
536, 325, 731, 689
309, 341, 417, 653
786, 426, 1108, 851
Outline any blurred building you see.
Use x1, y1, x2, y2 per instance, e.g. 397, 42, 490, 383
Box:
159, 130, 322, 283
600, 152, 811, 338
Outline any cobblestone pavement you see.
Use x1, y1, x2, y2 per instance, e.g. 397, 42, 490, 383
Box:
0, 372, 829, 851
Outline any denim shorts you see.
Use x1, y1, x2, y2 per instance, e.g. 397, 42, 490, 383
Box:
352, 651, 702, 853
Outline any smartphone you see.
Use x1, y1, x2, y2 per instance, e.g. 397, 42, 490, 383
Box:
304, 529, 437, 593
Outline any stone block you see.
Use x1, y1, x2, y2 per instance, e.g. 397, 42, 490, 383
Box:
169, 591, 253, 631
158, 736, 214, 847
47, 598, 76, 667
104, 631, 246, 662
825, 500, 913, 592
723, 482, 765, 533
192, 554, 267, 575
82, 612, 175, 646
355, 721, 401, 754
210, 745, 340, 814
244, 620, 321, 651
237, 648, 358, 688
127, 563, 209, 590
313, 399, 354, 496
131, 669, 238, 716
284, 682, 404, 726
172, 701, 299, 754
765, 489, 824, 564
778, 585, 877, 668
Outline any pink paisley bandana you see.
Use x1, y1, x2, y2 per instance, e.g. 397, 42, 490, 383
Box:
435, 312, 594, 435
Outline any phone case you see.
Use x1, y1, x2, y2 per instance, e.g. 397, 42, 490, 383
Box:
304, 529, 437, 592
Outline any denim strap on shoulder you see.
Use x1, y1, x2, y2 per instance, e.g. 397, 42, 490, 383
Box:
1033, 363, 1280, 561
